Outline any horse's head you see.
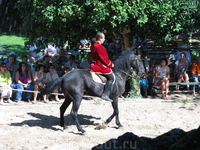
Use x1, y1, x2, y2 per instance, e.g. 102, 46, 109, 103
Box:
130, 54, 145, 77
114, 50, 145, 78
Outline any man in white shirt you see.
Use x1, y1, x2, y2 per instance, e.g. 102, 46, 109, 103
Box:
45, 42, 60, 58
29, 37, 44, 63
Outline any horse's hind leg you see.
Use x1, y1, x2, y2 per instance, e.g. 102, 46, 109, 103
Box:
105, 99, 123, 129
60, 98, 71, 129
70, 94, 86, 134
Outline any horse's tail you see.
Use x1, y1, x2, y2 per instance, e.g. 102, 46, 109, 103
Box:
40, 76, 64, 95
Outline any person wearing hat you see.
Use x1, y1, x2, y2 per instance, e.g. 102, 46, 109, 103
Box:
4, 51, 20, 65
5, 54, 18, 82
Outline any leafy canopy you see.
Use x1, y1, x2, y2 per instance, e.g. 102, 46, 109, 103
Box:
13, 0, 200, 46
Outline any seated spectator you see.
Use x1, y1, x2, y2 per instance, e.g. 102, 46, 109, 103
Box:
107, 49, 115, 61
174, 50, 191, 63
21, 55, 32, 73
54, 55, 68, 77
191, 57, 200, 93
80, 38, 90, 49
140, 51, 149, 97
5, 54, 18, 81
0, 62, 14, 104
29, 38, 44, 63
63, 40, 69, 50
4, 51, 20, 65
165, 54, 176, 81
175, 52, 189, 90
32, 64, 47, 104
65, 55, 77, 70
113, 37, 124, 56
165, 54, 172, 66
132, 33, 148, 55
42, 56, 51, 73
11, 62, 33, 103
79, 52, 92, 69
175, 38, 191, 63
62, 66, 70, 75
154, 58, 170, 99
44, 42, 59, 58
147, 58, 156, 96
149, 58, 156, 75
45, 64, 59, 101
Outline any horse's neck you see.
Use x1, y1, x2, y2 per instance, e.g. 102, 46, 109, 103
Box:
115, 70, 129, 82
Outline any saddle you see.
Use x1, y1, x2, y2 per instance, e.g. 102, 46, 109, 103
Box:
90, 72, 115, 84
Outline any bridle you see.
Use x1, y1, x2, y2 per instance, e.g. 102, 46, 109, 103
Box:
115, 54, 144, 82
119, 70, 139, 79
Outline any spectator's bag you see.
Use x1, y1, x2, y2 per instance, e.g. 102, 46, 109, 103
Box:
140, 78, 149, 89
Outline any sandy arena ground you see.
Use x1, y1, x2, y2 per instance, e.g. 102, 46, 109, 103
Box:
0, 93, 200, 150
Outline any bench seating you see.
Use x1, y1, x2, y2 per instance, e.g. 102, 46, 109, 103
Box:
169, 82, 199, 95
153, 82, 199, 95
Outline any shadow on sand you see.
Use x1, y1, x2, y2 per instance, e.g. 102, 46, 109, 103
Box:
10, 112, 101, 131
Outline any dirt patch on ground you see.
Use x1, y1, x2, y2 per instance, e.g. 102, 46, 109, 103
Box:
0, 94, 200, 150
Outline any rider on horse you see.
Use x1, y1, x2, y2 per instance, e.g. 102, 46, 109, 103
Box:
90, 32, 114, 102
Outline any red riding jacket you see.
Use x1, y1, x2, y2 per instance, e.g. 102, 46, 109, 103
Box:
90, 42, 113, 74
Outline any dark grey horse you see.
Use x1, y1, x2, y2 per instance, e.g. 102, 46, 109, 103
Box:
41, 50, 145, 134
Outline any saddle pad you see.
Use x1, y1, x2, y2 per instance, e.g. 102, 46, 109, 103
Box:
91, 72, 105, 85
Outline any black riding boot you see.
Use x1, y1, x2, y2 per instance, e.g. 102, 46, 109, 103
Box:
101, 80, 113, 102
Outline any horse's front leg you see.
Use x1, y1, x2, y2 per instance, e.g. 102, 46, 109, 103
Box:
60, 98, 71, 129
104, 97, 123, 129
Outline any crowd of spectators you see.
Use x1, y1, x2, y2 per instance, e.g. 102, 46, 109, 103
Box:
0, 35, 199, 104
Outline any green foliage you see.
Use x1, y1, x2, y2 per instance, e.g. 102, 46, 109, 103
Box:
3, 0, 200, 46
191, 50, 200, 57
126, 70, 142, 98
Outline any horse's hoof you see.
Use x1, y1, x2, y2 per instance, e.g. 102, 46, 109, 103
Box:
118, 125, 123, 129
63, 125, 68, 130
81, 131, 87, 135
103, 122, 108, 125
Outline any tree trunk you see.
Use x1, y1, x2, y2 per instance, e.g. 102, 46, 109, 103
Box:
122, 25, 131, 49
122, 33, 131, 49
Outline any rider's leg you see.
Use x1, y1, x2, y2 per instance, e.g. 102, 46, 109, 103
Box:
101, 73, 114, 102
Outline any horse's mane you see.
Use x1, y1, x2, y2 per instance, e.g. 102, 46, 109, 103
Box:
113, 50, 135, 73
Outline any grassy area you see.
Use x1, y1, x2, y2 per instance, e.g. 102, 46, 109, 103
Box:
0, 35, 28, 61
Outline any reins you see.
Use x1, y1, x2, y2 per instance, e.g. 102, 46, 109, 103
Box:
119, 70, 140, 79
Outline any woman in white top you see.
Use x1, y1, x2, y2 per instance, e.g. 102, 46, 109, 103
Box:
45, 64, 59, 101
154, 58, 170, 99
32, 64, 47, 103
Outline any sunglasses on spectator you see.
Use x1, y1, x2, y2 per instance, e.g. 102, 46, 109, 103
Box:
1, 66, 6, 68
